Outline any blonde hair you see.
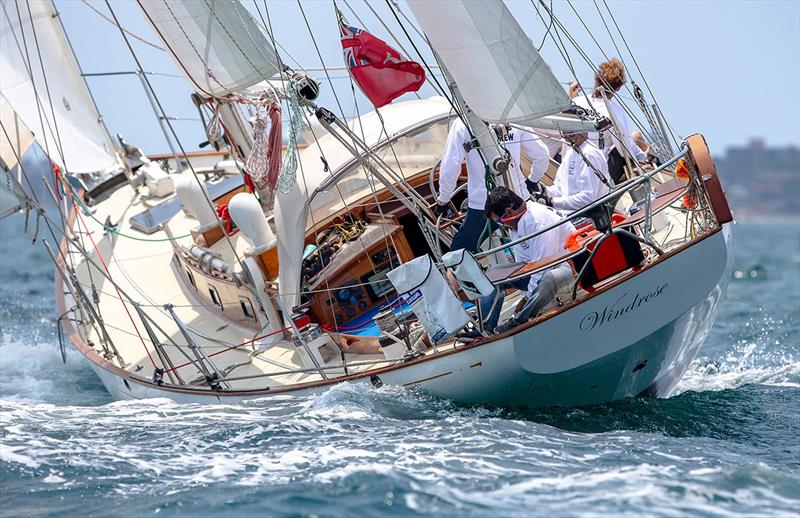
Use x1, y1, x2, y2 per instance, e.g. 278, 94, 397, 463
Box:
594, 58, 626, 95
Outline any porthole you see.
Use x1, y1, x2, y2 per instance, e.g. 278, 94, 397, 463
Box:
239, 297, 256, 320
208, 285, 223, 310
186, 269, 197, 290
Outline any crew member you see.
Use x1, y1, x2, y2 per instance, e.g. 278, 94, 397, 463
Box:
434, 118, 550, 253
478, 186, 575, 334
570, 58, 648, 184
539, 130, 610, 212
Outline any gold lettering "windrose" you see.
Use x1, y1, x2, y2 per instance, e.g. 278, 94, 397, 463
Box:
579, 283, 668, 332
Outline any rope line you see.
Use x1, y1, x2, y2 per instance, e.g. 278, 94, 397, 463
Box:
71, 193, 192, 242
164, 326, 289, 374
80, 0, 166, 52
74, 206, 158, 368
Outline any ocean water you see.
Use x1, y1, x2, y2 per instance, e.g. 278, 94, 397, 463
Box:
1, 217, 798, 517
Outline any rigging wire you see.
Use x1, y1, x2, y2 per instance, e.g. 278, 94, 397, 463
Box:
294, 0, 407, 289
104, 0, 247, 271
342, 0, 422, 100
578, 0, 660, 145
73, 201, 158, 368
557, 0, 660, 161
536, 0, 555, 51
250, 0, 308, 74
332, 0, 411, 279
70, 193, 192, 242
261, 0, 353, 333
79, 0, 165, 52
533, 0, 655, 171
600, 0, 679, 147
8, 1, 99, 295
382, 0, 459, 112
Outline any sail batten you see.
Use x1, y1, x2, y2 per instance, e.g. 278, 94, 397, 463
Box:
0, 0, 118, 173
138, 0, 282, 98
407, 0, 571, 123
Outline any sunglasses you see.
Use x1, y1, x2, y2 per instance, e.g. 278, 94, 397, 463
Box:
495, 206, 525, 226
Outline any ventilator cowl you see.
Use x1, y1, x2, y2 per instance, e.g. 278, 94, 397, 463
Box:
228, 192, 276, 252
175, 176, 217, 229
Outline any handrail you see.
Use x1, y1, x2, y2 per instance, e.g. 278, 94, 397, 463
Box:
474, 145, 691, 259
489, 184, 689, 287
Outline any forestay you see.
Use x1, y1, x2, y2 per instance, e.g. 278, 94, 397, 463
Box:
0, 0, 117, 173
138, 0, 281, 97
407, 0, 571, 123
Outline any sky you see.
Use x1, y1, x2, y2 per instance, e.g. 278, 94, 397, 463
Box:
55, 0, 800, 157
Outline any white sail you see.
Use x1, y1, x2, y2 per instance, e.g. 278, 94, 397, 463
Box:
138, 0, 282, 98
0, 94, 34, 169
0, 0, 117, 173
0, 165, 27, 219
407, 0, 571, 123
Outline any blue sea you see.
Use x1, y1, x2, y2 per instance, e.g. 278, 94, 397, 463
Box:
1, 217, 798, 517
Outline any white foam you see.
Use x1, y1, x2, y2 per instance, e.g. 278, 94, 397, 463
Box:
676, 338, 800, 395
0, 327, 109, 405
0, 444, 41, 468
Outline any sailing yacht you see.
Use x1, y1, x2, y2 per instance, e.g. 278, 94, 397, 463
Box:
0, 0, 733, 407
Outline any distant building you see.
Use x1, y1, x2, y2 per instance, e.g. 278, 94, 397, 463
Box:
714, 139, 799, 219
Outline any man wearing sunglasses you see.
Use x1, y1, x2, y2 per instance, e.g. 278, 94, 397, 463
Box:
478, 186, 575, 335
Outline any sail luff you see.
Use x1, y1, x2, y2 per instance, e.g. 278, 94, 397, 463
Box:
406, 0, 572, 124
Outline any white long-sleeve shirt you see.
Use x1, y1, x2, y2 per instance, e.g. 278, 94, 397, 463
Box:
437, 119, 549, 210
574, 94, 647, 162
546, 141, 610, 212
510, 201, 575, 295
502, 125, 550, 186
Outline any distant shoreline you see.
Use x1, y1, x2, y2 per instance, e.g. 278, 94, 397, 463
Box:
732, 212, 800, 225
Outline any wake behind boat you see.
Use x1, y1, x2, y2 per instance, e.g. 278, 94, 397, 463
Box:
0, 0, 733, 407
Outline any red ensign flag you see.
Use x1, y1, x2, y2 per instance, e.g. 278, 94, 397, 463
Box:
339, 14, 425, 108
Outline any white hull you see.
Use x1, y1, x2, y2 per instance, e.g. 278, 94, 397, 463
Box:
83, 225, 732, 408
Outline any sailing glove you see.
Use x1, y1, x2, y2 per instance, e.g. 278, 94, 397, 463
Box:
433, 202, 449, 218
525, 179, 543, 196
532, 191, 553, 207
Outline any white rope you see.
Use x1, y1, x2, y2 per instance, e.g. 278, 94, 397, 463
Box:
278, 85, 307, 193
244, 92, 278, 189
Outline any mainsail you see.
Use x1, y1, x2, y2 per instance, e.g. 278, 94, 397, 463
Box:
0, 0, 117, 173
407, 0, 571, 124
137, 0, 282, 98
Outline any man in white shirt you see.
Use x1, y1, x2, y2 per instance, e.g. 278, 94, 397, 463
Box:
434, 118, 550, 252
540, 131, 611, 213
477, 186, 575, 334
